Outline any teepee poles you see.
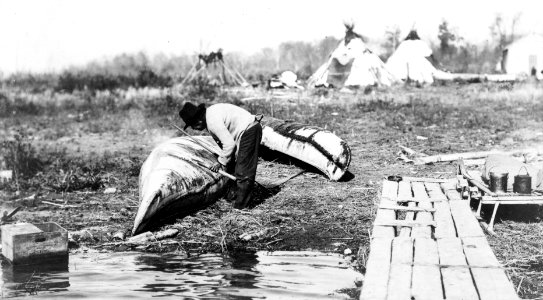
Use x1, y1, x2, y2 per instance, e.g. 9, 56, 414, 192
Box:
179, 52, 249, 89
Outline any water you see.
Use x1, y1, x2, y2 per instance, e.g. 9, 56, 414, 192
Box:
0, 251, 363, 299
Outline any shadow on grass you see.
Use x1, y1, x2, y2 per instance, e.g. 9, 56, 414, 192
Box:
479, 203, 543, 225
248, 184, 282, 208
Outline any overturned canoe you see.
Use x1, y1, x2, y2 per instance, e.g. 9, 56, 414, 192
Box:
261, 117, 351, 181
133, 119, 352, 234
132, 136, 229, 235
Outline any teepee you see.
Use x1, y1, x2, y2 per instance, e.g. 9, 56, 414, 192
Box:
180, 49, 249, 88
385, 30, 437, 84
500, 34, 543, 80
307, 24, 396, 89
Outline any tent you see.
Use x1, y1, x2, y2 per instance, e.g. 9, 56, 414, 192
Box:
180, 49, 250, 87
500, 34, 543, 80
269, 71, 304, 89
385, 30, 437, 84
307, 24, 396, 89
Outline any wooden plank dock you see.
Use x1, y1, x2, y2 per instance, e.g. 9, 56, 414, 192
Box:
360, 178, 518, 300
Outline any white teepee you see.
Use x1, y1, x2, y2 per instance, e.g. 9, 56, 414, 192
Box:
308, 25, 396, 89
385, 30, 437, 84
500, 34, 543, 80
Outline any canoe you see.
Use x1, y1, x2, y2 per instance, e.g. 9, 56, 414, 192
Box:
132, 136, 229, 235
133, 119, 352, 234
261, 117, 351, 181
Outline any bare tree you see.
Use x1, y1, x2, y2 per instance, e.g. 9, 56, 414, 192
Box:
490, 13, 522, 51
381, 25, 402, 60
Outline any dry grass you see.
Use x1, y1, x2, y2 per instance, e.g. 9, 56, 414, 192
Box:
1, 82, 543, 298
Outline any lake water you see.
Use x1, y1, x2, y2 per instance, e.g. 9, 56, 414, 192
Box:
0, 251, 363, 299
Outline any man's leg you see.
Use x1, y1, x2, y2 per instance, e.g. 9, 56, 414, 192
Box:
234, 122, 262, 209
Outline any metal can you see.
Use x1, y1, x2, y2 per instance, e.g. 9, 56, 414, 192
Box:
513, 167, 532, 194
489, 171, 508, 193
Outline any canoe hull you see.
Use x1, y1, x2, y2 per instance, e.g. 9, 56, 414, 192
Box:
132, 136, 229, 235
261, 117, 351, 181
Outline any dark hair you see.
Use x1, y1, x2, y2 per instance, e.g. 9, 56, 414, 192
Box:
179, 102, 206, 129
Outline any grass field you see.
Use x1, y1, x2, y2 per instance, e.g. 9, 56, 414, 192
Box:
1, 82, 543, 298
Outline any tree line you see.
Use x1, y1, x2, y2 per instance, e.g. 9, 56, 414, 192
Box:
1, 14, 525, 92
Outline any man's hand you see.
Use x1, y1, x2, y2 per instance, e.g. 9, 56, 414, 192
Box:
210, 162, 225, 173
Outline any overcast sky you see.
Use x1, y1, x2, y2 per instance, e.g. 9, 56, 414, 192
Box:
0, 0, 540, 73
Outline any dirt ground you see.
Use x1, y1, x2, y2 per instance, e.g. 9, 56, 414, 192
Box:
2, 83, 543, 298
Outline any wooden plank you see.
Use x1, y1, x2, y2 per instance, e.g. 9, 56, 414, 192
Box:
387, 238, 414, 300
449, 201, 484, 237
379, 205, 436, 212
398, 181, 414, 237
396, 198, 444, 203
482, 195, 543, 201
360, 237, 393, 300
374, 220, 437, 227
437, 238, 479, 300
426, 182, 457, 238
414, 150, 504, 165
411, 182, 433, 238
414, 238, 439, 265
441, 179, 458, 192
373, 207, 396, 238
397, 181, 412, 200
481, 199, 543, 205
373, 180, 398, 238
425, 182, 448, 200
444, 189, 463, 201
372, 225, 395, 238
441, 268, 480, 300
401, 177, 450, 183
412, 238, 444, 300
433, 201, 457, 238
437, 238, 467, 266
381, 180, 399, 201
471, 268, 519, 300
462, 237, 518, 299
456, 175, 469, 191
441, 181, 463, 201
435, 203, 457, 239
462, 237, 518, 300
462, 237, 500, 268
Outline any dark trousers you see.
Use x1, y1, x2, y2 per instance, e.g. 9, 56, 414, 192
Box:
233, 121, 262, 209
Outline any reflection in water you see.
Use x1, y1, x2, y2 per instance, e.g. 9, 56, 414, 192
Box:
0, 251, 361, 299
1, 256, 69, 298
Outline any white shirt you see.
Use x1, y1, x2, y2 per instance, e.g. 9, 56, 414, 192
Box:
206, 103, 255, 166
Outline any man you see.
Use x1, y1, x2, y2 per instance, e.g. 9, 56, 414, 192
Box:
179, 102, 262, 209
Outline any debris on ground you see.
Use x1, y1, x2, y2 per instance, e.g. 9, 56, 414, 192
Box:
104, 187, 117, 194
127, 228, 179, 244
0, 207, 22, 224
411, 146, 543, 165
238, 228, 271, 241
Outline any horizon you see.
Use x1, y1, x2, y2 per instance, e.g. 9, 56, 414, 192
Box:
0, 0, 540, 74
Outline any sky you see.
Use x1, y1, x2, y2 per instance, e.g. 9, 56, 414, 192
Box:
0, 0, 541, 74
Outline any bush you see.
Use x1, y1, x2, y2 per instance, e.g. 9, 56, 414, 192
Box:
56, 70, 173, 93
1, 133, 43, 181
186, 77, 219, 101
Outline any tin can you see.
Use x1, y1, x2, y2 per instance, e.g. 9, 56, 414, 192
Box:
489, 171, 508, 193
513, 167, 532, 194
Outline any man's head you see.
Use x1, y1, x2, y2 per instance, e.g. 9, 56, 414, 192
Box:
179, 102, 206, 130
